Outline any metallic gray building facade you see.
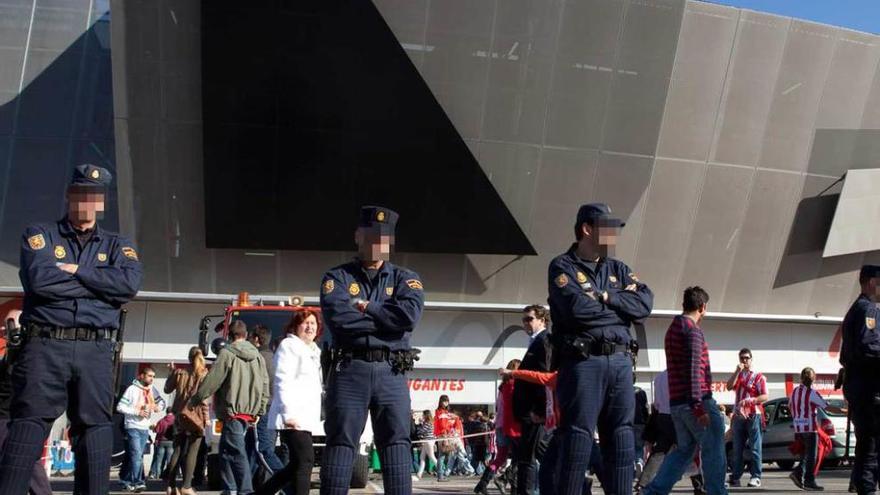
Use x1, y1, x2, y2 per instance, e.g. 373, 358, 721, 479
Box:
0, 0, 879, 318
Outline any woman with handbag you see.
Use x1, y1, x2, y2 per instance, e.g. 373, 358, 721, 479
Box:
163, 346, 209, 495
255, 308, 323, 495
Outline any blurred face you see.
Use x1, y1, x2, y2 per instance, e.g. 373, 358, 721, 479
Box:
739, 352, 753, 370
140, 370, 155, 386
355, 228, 393, 262
295, 314, 318, 345
441, 399, 449, 409
67, 188, 105, 223
521, 310, 545, 336
581, 222, 619, 257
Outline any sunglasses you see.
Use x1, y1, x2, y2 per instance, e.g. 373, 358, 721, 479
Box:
739, 356, 752, 361
522, 316, 535, 323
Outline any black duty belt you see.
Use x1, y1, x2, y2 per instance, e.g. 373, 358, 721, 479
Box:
340, 348, 392, 362
25, 325, 117, 341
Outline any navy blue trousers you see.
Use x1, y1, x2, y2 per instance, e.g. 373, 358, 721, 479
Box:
320, 359, 411, 495
0, 337, 115, 495
555, 352, 634, 495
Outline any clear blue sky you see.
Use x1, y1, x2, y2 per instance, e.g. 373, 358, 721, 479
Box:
703, 0, 880, 35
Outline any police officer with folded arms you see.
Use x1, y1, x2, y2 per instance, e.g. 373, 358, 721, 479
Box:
548, 203, 653, 495
319, 206, 424, 495
0, 165, 143, 495
840, 265, 880, 495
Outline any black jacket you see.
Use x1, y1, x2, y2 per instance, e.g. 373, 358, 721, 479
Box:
512, 330, 552, 420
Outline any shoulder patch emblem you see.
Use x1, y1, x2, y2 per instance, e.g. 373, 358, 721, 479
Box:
28, 234, 46, 250
90, 169, 100, 179
377, 210, 386, 222
121, 247, 138, 261
385, 287, 394, 296
348, 282, 361, 296
555, 273, 569, 288
868, 317, 876, 330
406, 279, 423, 290
97, 253, 107, 262
609, 275, 618, 283
54, 245, 66, 259
576, 272, 587, 284
629, 272, 639, 282
322, 279, 335, 295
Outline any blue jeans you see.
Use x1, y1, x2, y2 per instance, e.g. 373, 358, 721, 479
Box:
120, 428, 150, 488
253, 414, 284, 473
643, 398, 728, 495
731, 413, 763, 481
221, 419, 253, 495
149, 440, 175, 478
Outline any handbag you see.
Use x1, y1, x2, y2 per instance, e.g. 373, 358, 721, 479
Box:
437, 435, 456, 454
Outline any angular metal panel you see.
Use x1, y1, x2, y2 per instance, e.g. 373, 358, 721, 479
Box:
824, 168, 880, 258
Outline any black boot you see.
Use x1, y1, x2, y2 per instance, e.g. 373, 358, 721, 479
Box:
690, 474, 707, 495
475, 468, 494, 495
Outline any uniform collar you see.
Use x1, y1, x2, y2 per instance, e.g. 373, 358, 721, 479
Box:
565, 243, 604, 270
58, 217, 103, 241
352, 258, 393, 277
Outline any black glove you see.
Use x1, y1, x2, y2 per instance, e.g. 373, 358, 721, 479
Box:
834, 367, 846, 390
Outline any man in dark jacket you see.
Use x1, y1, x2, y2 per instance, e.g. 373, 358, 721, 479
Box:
513, 304, 552, 495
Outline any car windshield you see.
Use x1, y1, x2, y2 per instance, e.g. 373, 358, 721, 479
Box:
230, 309, 295, 341
826, 398, 847, 417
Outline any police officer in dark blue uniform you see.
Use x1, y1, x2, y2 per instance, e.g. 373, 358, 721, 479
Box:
548, 203, 653, 495
840, 265, 880, 495
319, 206, 424, 495
0, 164, 143, 495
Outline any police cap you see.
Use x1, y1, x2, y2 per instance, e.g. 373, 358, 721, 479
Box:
358, 205, 398, 235
576, 203, 625, 229
69, 164, 112, 189
860, 265, 880, 282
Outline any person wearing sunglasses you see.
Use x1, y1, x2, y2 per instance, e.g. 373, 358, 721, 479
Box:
509, 304, 551, 494
726, 348, 768, 488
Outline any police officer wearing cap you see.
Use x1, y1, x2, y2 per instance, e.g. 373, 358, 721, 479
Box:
0, 164, 143, 495
548, 203, 653, 495
319, 206, 424, 495
840, 265, 880, 495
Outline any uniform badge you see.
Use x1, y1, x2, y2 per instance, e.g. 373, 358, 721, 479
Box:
349, 282, 361, 296
406, 279, 423, 290
90, 169, 100, 179
27, 234, 45, 250
555, 274, 569, 288
385, 287, 394, 296
322, 279, 335, 295
576, 272, 587, 284
609, 275, 618, 283
629, 272, 639, 282
121, 247, 138, 261
54, 246, 66, 259
868, 317, 876, 330
376, 210, 386, 222
97, 253, 107, 262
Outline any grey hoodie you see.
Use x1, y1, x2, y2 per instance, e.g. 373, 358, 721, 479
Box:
192, 339, 269, 419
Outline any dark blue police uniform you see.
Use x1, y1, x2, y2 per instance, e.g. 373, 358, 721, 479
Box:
319, 206, 424, 495
841, 265, 880, 495
548, 204, 653, 495
0, 165, 143, 495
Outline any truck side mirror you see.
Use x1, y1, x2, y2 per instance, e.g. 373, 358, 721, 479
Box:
211, 338, 228, 356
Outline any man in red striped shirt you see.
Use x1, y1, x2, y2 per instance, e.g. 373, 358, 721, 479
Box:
726, 347, 768, 487
788, 367, 845, 491
641, 287, 728, 495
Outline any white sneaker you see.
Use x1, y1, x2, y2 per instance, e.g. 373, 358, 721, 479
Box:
748, 478, 762, 488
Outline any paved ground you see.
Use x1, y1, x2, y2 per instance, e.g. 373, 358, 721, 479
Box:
48, 466, 857, 494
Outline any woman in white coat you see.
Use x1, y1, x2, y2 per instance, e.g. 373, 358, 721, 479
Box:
256, 308, 323, 495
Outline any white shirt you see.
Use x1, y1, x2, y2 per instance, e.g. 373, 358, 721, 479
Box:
267, 335, 323, 433
653, 370, 670, 415
528, 326, 546, 343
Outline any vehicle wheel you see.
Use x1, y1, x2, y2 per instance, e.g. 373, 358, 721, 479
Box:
207, 453, 222, 490
777, 460, 795, 470
350, 453, 370, 489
